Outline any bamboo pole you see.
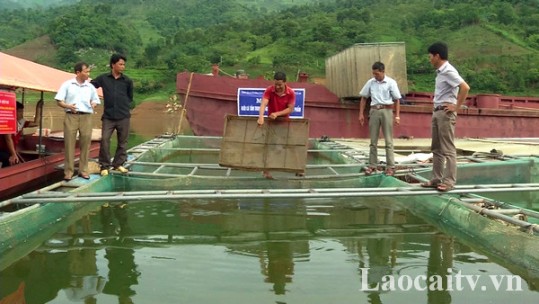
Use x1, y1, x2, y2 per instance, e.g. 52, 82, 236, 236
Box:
119, 171, 364, 179
177, 72, 194, 135
36, 92, 45, 155
126, 160, 364, 169
461, 193, 539, 220
453, 199, 539, 234
150, 147, 369, 153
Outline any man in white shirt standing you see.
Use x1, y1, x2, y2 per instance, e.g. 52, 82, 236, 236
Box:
55, 62, 100, 181
358, 61, 402, 176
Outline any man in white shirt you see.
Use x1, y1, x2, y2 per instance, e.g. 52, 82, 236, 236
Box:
358, 61, 402, 176
55, 62, 100, 181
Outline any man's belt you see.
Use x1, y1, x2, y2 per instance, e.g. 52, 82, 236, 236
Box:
67, 111, 91, 115
433, 102, 455, 112
371, 104, 394, 110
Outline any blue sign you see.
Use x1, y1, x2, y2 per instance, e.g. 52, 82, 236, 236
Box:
237, 88, 305, 118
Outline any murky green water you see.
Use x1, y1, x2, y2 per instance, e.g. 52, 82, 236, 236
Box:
1, 197, 538, 303
2, 118, 539, 303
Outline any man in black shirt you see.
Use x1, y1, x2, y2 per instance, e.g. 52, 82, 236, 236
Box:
91, 53, 134, 176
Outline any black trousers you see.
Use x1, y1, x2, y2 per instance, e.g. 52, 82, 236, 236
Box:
99, 117, 130, 169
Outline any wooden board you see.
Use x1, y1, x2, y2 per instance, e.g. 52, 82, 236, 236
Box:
219, 115, 309, 172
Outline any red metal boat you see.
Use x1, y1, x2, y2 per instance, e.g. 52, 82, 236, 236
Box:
0, 134, 100, 199
176, 72, 539, 139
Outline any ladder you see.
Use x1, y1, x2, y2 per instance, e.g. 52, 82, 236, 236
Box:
126, 134, 176, 159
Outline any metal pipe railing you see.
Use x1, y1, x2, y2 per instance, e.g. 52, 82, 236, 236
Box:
7, 183, 539, 204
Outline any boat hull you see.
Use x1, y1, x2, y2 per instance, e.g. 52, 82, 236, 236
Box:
177, 72, 539, 138
0, 136, 100, 199
0, 176, 113, 271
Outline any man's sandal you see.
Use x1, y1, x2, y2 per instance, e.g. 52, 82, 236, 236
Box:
262, 171, 273, 179
363, 167, 376, 176
420, 180, 439, 188
436, 183, 454, 192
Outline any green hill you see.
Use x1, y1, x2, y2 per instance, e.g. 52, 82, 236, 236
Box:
1, 0, 538, 101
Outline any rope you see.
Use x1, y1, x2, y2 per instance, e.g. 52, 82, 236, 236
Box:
439, 196, 456, 216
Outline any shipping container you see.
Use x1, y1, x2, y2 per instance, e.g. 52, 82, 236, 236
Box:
325, 42, 408, 99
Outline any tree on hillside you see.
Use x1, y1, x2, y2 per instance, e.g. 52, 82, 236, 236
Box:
48, 3, 142, 64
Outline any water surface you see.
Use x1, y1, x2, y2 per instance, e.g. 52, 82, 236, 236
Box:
1, 197, 537, 303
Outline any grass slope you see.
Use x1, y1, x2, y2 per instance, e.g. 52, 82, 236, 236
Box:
3, 36, 58, 66
448, 25, 533, 59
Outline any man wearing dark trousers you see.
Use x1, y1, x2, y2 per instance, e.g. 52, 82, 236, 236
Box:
91, 53, 134, 176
